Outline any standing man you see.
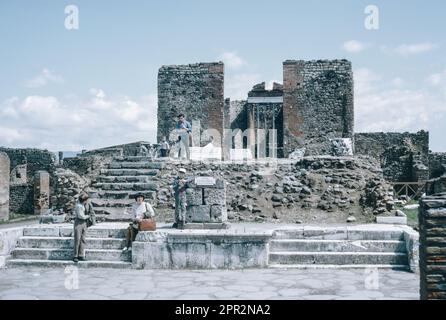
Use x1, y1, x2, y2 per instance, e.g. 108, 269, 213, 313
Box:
172, 168, 189, 228
176, 113, 192, 160
73, 193, 95, 263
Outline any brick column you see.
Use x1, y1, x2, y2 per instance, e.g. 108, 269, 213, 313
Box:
0, 152, 10, 221
419, 194, 446, 300
34, 170, 50, 215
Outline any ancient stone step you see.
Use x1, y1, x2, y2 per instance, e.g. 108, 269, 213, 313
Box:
100, 169, 159, 176
268, 264, 410, 270
96, 176, 154, 183
12, 248, 131, 262
269, 239, 406, 253
113, 156, 156, 162
18, 236, 126, 250
268, 252, 408, 265
272, 228, 405, 241
23, 225, 128, 238
108, 162, 165, 170
91, 182, 158, 191
91, 199, 135, 208
6, 259, 132, 269
89, 190, 157, 200
93, 207, 134, 220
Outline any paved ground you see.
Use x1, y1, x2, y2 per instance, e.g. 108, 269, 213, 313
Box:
0, 267, 419, 300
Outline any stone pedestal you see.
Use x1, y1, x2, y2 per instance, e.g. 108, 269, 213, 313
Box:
34, 171, 50, 215
419, 193, 446, 300
182, 176, 228, 229
0, 152, 10, 221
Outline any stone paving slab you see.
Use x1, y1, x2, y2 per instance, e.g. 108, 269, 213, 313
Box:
0, 267, 419, 300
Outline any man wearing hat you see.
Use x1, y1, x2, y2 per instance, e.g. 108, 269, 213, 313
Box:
122, 193, 155, 252
172, 168, 189, 228
73, 193, 95, 263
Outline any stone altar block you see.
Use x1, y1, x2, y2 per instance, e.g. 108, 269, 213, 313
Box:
183, 176, 229, 229
0, 152, 10, 221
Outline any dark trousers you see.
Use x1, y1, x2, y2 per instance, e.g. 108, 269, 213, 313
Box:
74, 220, 87, 258
160, 149, 168, 157
126, 226, 138, 247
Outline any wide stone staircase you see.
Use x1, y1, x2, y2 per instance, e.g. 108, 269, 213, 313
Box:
7, 224, 132, 268
268, 227, 409, 269
87, 156, 164, 221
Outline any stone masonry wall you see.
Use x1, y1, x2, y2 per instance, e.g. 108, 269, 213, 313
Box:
157, 62, 224, 146
429, 152, 446, 179
9, 185, 33, 215
282, 60, 354, 157
419, 193, 446, 300
354, 131, 429, 182
0, 148, 56, 214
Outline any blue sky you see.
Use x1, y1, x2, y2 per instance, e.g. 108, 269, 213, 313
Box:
0, 0, 445, 151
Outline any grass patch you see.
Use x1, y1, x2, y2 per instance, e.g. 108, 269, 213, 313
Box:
395, 199, 419, 228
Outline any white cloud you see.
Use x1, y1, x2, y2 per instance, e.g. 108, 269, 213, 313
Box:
24, 68, 64, 88
427, 70, 446, 86
354, 68, 445, 134
390, 77, 405, 88
225, 73, 263, 100
395, 42, 436, 55
218, 52, 246, 69
342, 40, 370, 53
0, 90, 158, 151
381, 42, 437, 56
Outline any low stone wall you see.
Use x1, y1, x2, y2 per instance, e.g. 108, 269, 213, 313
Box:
132, 231, 270, 269
419, 193, 446, 300
0, 227, 23, 267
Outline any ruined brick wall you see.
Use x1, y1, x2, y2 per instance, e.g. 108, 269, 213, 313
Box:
429, 152, 446, 179
354, 131, 429, 182
223, 99, 248, 155
157, 62, 224, 146
0, 148, 56, 179
419, 194, 446, 300
9, 185, 33, 214
282, 60, 354, 156
226, 99, 247, 131
0, 148, 56, 214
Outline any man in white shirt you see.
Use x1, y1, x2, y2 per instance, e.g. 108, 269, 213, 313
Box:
122, 193, 155, 252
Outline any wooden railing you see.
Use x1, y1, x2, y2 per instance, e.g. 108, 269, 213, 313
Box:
391, 181, 427, 201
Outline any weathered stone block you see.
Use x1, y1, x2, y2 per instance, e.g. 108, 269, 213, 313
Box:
186, 205, 211, 223
34, 171, 50, 215
376, 216, 407, 225
203, 188, 225, 205
186, 188, 203, 206
210, 205, 227, 223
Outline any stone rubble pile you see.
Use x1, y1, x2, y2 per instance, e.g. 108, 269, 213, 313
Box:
51, 168, 90, 215
153, 156, 395, 223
